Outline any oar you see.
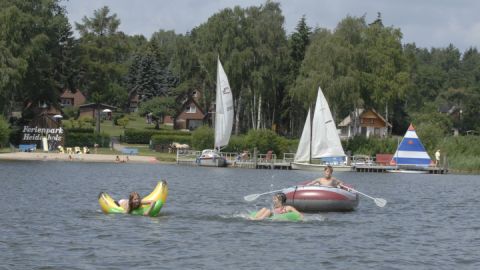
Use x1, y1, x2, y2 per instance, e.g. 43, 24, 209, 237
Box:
244, 189, 285, 202
340, 184, 387, 207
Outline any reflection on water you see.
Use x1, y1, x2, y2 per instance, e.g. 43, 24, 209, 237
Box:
0, 161, 479, 269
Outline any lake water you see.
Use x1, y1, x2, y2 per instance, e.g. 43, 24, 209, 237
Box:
0, 161, 479, 269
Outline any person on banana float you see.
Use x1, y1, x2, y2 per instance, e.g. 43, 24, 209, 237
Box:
307, 165, 345, 188
250, 193, 303, 220
116, 192, 156, 216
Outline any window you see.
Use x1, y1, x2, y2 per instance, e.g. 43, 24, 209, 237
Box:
61, 99, 72, 106
185, 104, 196, 113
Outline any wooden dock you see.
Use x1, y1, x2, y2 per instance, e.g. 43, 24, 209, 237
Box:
176, 150, 448, 173
176, 150, 292, 169
232, 160, 291, 170
354, 165, 448, 174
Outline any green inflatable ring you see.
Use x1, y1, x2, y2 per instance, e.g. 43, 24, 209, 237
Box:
249, 211, 302, 221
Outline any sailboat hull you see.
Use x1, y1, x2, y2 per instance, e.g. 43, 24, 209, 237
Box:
196, 150, 227, 167
283, 186, 359, 212
291, 162, 352, 172
197, 157, 227, 167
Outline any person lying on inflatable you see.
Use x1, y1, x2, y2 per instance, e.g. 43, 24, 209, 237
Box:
117, 192, 155, 216
250, 193, 303, 220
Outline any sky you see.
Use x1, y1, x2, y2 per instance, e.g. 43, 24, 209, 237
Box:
63, 0, 480, 52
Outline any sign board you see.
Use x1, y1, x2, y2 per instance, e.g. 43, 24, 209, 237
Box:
21, 113, 64, 151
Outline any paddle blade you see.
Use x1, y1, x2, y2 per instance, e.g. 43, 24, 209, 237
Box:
244, 194, 260, 202
374, 198, 387, 207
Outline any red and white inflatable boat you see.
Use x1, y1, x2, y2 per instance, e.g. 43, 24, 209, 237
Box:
283, 185, 359, 212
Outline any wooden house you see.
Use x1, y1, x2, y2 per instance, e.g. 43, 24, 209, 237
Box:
60, 89, 86, 108
165, 97, 206, 130
338, 108, 391, 139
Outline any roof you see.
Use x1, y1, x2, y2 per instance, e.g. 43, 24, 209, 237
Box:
79, 103, 118, 110
338, 109, 364, 127
60, 89, 85, 99
338, 108, 392, 127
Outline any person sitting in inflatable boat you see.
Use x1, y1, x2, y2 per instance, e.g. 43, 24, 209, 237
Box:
306, 165, 344, 188
250, 193, 303, 220
117, 191, 156, 216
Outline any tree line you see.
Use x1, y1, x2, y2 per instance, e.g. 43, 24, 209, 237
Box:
1, 0, 479, 138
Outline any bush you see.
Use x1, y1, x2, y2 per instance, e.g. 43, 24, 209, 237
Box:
223, 135, 248, 153
151, 134, 192, 145
117, 117, 129, 129
78, 116, 94, 127
245, 129, 289, 156
62, 107, 78, 120
191, 126, 214, 150
438, 135, 480, 171
65, 132, 110, 147
124, 129, 191, 144
113, 114, 125, 126
65, 127, 94, 133
343, 136, 398, 156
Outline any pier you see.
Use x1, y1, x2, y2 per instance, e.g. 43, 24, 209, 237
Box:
176, 150, 448, 173
176, 150, 292, 170
354, 165, 448, 174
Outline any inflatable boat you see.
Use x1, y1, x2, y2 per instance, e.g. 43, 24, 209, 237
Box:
249, 211, 303, 221
98, 180, 168, 217
283, 185, 359, 212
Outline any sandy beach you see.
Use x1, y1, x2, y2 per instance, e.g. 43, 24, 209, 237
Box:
0, 152, 162, 164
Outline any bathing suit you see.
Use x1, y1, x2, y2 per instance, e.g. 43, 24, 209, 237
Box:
273, 206, 288, 214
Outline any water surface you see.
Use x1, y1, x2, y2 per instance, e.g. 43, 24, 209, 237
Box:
0, 161, 478, 269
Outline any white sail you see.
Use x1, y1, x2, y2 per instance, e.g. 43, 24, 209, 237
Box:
311, 87, 345, 158
214, 59, 234, 149
294, 109, 311, 162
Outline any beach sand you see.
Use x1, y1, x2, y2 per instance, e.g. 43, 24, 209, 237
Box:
0, 152, 162, 164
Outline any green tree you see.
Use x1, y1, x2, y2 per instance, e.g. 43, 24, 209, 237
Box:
138, 96, 177, 129
0, 116, 10, 147
75, 6, 130, 132
0, 0, 76, 116
289, 15, 311, 78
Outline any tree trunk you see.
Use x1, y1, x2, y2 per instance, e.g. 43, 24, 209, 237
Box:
95, 104, 101, 134
235, 95, 241, 135
256, 94, 262, 129
251, 92, 256, 129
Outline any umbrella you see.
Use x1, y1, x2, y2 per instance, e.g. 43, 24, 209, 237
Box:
102, 109, 112, 113
53, 114, 63, 119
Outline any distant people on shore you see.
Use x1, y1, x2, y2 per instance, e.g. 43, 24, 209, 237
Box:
307, 165, 344, 188
115, 155, 128, 163
435, 149, 441, 167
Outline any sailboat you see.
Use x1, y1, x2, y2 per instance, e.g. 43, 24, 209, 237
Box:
387, 124, 432, 173
291, 87, 352, 171
197, 58, 234, 167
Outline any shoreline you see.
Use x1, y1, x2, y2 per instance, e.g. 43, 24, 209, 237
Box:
0, 152, 171, 164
